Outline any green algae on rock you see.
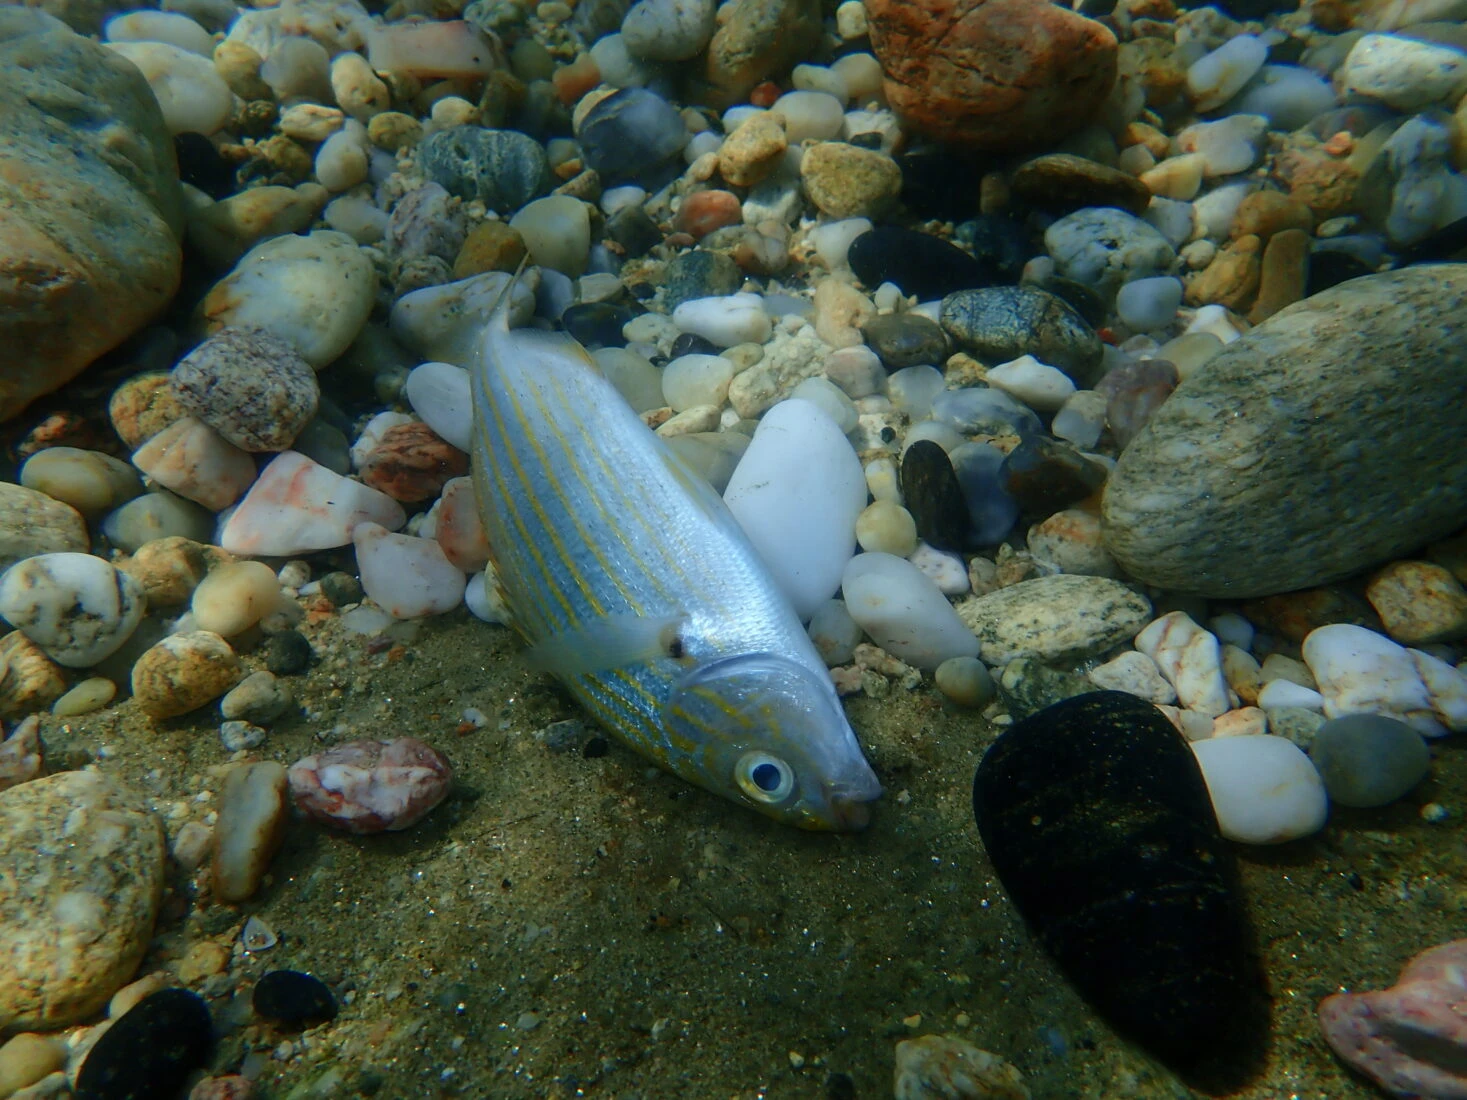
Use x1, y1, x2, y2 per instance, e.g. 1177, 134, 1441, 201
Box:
1102, 265, 1467, 597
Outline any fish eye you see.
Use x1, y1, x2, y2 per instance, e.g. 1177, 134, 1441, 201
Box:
735, 752, 795, 804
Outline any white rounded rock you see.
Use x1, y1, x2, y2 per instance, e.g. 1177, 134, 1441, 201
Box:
1338, 33, 1467, 111
464, 568, 510, 624
789, 376, 858, 433
0, 553, 147, 668
104, 10, 214, 54
104, 40, 233, 135
771, 90, 846, 143
21, 448, 143, 516
1116, 276, 1184, 332
808, 598, 862, 666
908, 542, 969, 596
509, 196, 591, 277
132, 416, 257, 512
389, 272, 537, 368
1186, 33, 1267, 112
840, 552, 980, 670
662, 354, 735, 412
672, 293, 772, 348
315, 124, 370, 192
1191, 734, 1328, 844
984, 355, 1076, 412
723, 398, 866, 621
354, 523, 467, 619
809, 218, 873, 271
405, 362, 473, 450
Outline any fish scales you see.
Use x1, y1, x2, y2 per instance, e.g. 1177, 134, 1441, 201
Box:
470, 274, 882, 829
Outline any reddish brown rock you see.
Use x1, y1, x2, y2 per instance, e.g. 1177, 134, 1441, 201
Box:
288, 738, 453, 834
866, 0, 1117, 153
676, 190, 743, 239
1185, 234, 1262, 312
1272, 139, 1361, 221
1248, 228, 1309, 323
359, 421, 469, 503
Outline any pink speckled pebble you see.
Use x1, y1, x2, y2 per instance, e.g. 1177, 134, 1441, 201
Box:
1319, 939, 1467, 1099
189, 1074, 254, 1100
288, 737, 452, 834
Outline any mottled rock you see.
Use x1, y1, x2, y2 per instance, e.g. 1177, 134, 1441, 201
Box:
799, 142, 902, 220
1365, 560, 1467, 644
956, 574, 1152, 664
288, 737, 453, 833
417, 126, 551, 211
0, 483, 88, 571
867, 0, 1117, 153
1185, 234, 1262, 311
109, 372, 186, 450
1010, 153, 1152, 216
170, 328, 320, 452
1103, 266, 1467, 597
0, 10, 183, 422
717, 112, 787, 188
940, 286, 1102, 383
862, 314, 948, 370
702, 0, 822, 110
0, 632, 67, 720
131, 630, 243, 720
357, 421, 469, 503
0, 770, 165, 1031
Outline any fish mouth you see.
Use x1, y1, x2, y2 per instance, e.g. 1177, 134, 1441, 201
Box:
825, 779, 882, 831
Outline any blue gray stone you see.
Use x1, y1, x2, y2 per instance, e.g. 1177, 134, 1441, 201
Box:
1309, 713, 1431, 808
417, 126, 551, 212
575, 87, 687, 184
939, 286, 1103, 384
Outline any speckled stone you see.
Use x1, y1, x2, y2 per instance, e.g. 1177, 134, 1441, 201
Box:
0, 631, 66, 720
861, 313, 948, 370
417, 126, 551, 212
1364, 560, 1467, 644
108, 371, 185, 449
0, 482, 88, 571
956, 574, 1152, 665
0, 769, 166, 1031
1103, 266, 1467, 597
1010, 153, 1152, 216
664, 250, 742, 310
702, 0, 823, 109
940, 286, 1103, 383
131, 630, 243, 720
170, 327, 319, 452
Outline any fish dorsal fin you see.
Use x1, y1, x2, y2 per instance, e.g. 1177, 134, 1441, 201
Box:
524, 610, 689, 679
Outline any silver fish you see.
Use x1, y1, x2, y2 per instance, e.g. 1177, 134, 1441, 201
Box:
469, 271, 882, 830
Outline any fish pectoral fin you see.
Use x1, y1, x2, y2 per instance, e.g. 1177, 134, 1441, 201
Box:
524, 611, 690, 678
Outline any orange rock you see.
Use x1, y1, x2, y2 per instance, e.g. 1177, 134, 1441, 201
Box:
553, 54, 601, 105
1272, 140, 1361, 221
1365, 560, 1467, 644
675, 190, 743, 238
1185, 234, 1262, 311
867, 0, 1118, 152
748, 81, 782, 108
359, 421, 469, 503
1231, 189, 1314, 241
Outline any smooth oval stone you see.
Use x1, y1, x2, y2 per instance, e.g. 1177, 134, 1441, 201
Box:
1102, 266, 1467, 597
75, 988, 212, 1100
575, 87, 687, 183
1009, 153, 1152, 216
899, 440, 971, 552
1309, 713, 1431, 808
561, 301, 634, 349
417, 126, 551, 211
252, 969, 337, 1026
973, 691, 1266, 1083
847, 226, 999, 301
861, 312, 948, 370
940, 286, 1103, 384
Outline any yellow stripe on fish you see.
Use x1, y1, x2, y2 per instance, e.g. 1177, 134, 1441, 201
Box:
470, 269, 882, 830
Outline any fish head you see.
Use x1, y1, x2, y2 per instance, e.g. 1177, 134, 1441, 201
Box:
662, 653, 883, 831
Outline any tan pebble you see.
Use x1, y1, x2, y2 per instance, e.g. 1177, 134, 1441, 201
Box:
1140, 152, 1205, 201
119, 536, 234, 608
717, 111, 787, 187
893, 1034, 1030, 1100
277, 103, 345, 142
366, 110, 423, 151
800, 141, 901, 219
0, 631, 67, 720
0, 714, 42, 792
454, 221, 528, 280
177, 939, 231, 983
109, 372, 187, 450
20, 447, 142, 516
813, 277, 876, 349
0, 1032, 68, 1095
191, 561, 284, 637
1231, 189, 1313, 240
553, 53, 601, 105
1221, 643, 1262, 706
187, 182, 330, 270
1248, 227, 1309, 323
212, 760, 290, 903
52, 677, 117, 718
131, 631, 243, 720
1365, 560, 1467, 644
1213, 706, 1268, 737
855, 499, 918, 556
1185, 233, 1262, 311
331, 51, 390, 121
212, 40, 272, 101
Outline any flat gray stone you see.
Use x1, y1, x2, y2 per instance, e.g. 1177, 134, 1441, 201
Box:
955, 574, 1152, 665
1102, 265, 1467, 598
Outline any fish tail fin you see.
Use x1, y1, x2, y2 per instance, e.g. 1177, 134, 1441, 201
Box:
488, 254, 532, 336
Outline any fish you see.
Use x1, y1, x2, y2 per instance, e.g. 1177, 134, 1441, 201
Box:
469, 268, 882, 830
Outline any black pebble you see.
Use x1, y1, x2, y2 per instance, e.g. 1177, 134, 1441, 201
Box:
604, 204, 664, 259
999, 435, 1108, 515
1394, 215, 1467, 267
824, 1071, 857, 1100
583, 736, 609, 758
253, 970, 338, 1027
265, 629, 314, 675
895, 145, 985, 221
319, 571, 364, 607
848, 226, 999, 301
75, 988, 213, 1100
173, 132, 234, 199
1306, 248, 1375, 296
900, 440, 973, 552
561, 301, 634, 350
670, 332, 721, 358
972, 692, 1267, 1086
954, 215, 1031, 283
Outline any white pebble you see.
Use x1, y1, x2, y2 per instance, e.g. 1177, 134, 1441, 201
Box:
672, 293, 772, 347
841, 552, 980, 670
1338, 32, 1467, 111
983, 355, 1076, 412
771, 90, 846, 143
353, 523, 466, 619
1116, 276, 1184, 332
723, 398, 867, 622
1256, 679, 1325, 710
886, 365, 945, 419
1191, 735, 1328, 844
104, 10, 213, 54
662, 354, 735, 412
808, 598, 862, 666
809, 218, 873, 270
510, 196, 591, 276
907, 542, 968, 596
405, 362, 473, 450
1186, 34, 1267, 112
1136, 610, 1237, 718
323, 195, 389, 243
1175, 115, 1269, 178
1302, 623, 1467, 737
465, 569, 511, 624
104, 41, 233, 135
1088, 650, 1177, 705
0, 553, 146, 668
315, 123, 370, 192
789, 377, 858, 433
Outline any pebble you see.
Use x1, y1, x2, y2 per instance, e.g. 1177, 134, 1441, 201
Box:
854, 500, 918, 556
105, 40, 233, 135
103, 491, 215, 553
934, 655, 996, 709
861, 314, 948, 371
663, 354, 735, 412
0, 1032, 66, 1095
0, 770, 165, 1031
199, 230, 378, 367
358, 421, 469, 504
940, 287, 1102, 384
0, 552, 146, 668
1008, 153, 1152, 216
1191, 734, 1328, 844
1115, 276, 1184, 332
221, 670, 292, 725
789, 377, 858, 434
1338, 32, 1467, 111
264, 629, 314, 676
354, 522, 467, 619
0, 633, 66, 720
404, 362, 473, 451
1309, 713, 1432, 808
190, 561, 283, 638
1135, 611, 1237, 719
848, 227, 999, 301
74, 988, 213, 1099
187, 184, 330, 270
1302, 623, 1467, 737
1228, 64, 1336, 131
702, 0, 823, 110
1175, 114, 1269, 178
673, 293, 772, 347
1187, 33, 1267, 112
1249, 228, 1309, 322
170, 327, 320, 452
253, 970, 338, 1028
131, 630, 242, 720
840, 552, 981, 670
418, 126, 551, 211
984, 355, 1076, 412
808, 599, 863, 666
956, 574, 1152, 665
288, 737, 453, 833
0, 483, 88, 570
510, 196, 592, 277
575, 87, 688, 183
563, 302, 636, 349
1088, 650, 1176, 705
892, 1034, 1029, 1100
389, 270, 536, 366
723, 399, 866, 621
19, 447, 142, 517
1103, 267, 1467, 597
212, 760, 289, 903
717, 111, 788, 188
219, 451, 406, 557
909, 542, 969, 596
433, 476, 491, 573
1364, 560, 1467, 644
52, 677, 118, 717
799, 142, 902, 219
621, 0, 715, 60
1043, 208, 1177, 298
1026, 509, 1117, 578
132, 415, 258, 512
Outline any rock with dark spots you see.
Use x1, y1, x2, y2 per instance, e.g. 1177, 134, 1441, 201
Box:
1010, 153, 1152, 215
940, 286, 1103, 383
1000, 436, 1108, 515
974, 691, 1266, 1083
170, 327, 319, 452
562, 302, 634, 349
1102, 266, 1467, 597
75, 988, 212, 1100
861, 313, 949, 370
900, 440, 973, 552
265, 629, 314, 675
848, 226, 999, 301
575, 88, 688, 183
418, 127, 551, 211
664, 250, 742, 309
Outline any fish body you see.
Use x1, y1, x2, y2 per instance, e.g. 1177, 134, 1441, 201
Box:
470, 273, 881, 829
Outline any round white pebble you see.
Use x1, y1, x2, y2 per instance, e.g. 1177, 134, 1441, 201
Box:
672, 293, 772, 347
662, 354, 735, 412
354, 523, 467, 619
840, 552, 980, 670
405, 362, 473, 450
983, 355, 1076, 412
1191, 734, 1328, 844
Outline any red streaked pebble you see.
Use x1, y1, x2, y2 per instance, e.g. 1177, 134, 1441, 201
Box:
288, 737, 453, 834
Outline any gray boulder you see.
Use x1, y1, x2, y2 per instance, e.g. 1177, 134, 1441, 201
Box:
1102, 265, 1467, 597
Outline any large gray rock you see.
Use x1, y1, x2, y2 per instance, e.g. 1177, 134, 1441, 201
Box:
1102, 265, 1467, 598
0, 9, 183, 422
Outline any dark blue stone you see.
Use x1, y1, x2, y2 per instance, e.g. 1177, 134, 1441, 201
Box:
576, 87, 687, 184
418, 126, 551, 211
954, 215, 1031, 282
76, 988, 213, 1100
253, 969, 338, 1027
562, 301, 634, 349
